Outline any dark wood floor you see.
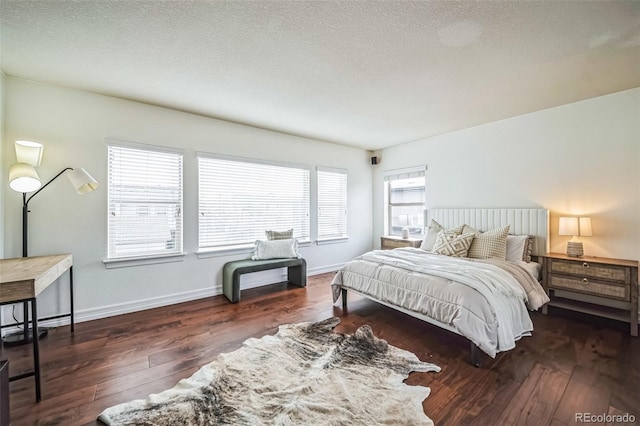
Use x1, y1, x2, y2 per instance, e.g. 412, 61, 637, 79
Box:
2, 273, 639, 425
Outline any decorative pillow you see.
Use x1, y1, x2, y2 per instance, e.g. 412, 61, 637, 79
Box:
265, 229, 293, 240
465, 225, 510, 259
420, 220, 464, 251
524, 236, 534, 262
432, 231, 475, 257
252, 239, 300, 260
506, 235, 530, 263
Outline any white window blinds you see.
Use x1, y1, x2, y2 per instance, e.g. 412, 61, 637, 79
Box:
383, 166, 426, 237
107, 143, 183, 259
198, 155, 310, 249
317, 167, 348, 240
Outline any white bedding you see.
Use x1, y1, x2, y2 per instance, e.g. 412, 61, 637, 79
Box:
331, 248, 549, 358
515, 260, 542, 281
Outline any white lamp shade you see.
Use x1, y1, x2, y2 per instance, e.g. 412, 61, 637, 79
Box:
8, 163, 42, 193
579, 217, 592, 237
15, 140, 44, 167
67, 167, 99, 194
558, 217, 579, 236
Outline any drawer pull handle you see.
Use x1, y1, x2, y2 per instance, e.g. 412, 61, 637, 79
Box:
582, 262, 589, 268
582, 278, 589, 284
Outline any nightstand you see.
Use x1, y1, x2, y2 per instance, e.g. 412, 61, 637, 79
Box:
541, 253, 638, 336
380, 236, 422, 250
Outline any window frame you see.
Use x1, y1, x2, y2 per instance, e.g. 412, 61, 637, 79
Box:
383, 166, 426, 238
103, 139, 185, 268
197, 152, 311, 255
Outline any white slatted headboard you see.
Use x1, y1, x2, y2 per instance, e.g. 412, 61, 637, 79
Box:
425, 208, 549, 256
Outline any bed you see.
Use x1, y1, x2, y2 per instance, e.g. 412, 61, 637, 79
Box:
331, 208, 550, 367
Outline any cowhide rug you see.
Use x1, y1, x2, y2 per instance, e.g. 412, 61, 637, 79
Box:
98, 317, 440, 425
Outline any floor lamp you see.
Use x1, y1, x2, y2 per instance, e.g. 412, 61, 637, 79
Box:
3, 141, 98, 345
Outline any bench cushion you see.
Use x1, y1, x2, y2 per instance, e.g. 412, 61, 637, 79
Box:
224, 258, 303, 273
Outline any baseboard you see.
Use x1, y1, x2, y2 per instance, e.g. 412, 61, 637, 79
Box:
308, 263, 345, 275
1, 262, 345, 332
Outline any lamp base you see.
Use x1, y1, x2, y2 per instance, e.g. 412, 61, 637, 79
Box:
1, 327, 48, 347
566, 241, 584, 257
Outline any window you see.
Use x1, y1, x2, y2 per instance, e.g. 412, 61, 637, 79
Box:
198, 154, 310, 250
317, 167, 348, 241
107, 142, 183, 259
384, 166, 426, 237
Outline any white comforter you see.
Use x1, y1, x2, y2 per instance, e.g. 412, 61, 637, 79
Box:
331, 248, 549, 358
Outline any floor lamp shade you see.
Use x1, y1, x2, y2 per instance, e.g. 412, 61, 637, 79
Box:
8, 163, 42, 193
15, 141, 44, 167
67, 168, 99, 194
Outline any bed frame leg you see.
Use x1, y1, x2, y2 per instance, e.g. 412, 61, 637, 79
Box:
470, 343, 482, 368
341, 289, 347, 309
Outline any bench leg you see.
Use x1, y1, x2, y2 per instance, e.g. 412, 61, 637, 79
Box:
287, 262, 307, 287
223, 272, 241, 303
341, 288, 347, 309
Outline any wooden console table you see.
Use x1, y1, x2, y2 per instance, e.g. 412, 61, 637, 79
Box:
0, 254, 74, 402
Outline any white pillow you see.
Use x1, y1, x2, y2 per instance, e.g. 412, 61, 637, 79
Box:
252, 239, 300, 260
506, 235, 530, 263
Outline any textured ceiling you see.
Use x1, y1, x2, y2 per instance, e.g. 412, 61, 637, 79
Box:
1, 1, 639, 150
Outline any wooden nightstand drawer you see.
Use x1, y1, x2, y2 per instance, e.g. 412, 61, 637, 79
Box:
381, 236, 422, 250
550, 259, 629, 283
549, 275, 628, 301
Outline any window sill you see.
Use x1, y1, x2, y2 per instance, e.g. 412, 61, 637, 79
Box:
316, 236, 349, 245
197, 240, 311, 259
103, 252, 186, 269
196, 245, 254, 259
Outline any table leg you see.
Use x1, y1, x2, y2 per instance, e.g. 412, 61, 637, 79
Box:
69, 266, 75, 333
22, 301, 29, 344
30, 299, 41, 402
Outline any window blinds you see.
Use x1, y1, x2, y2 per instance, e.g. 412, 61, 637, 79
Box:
107, 143, 183, 259
198, 155, 310, 249
384, 166, 426, 237
317, 167, 347, 240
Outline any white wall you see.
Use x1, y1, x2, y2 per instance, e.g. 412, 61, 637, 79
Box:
2, 77, 373, 323
373, 88, 640, 261
0, 73, 5, 259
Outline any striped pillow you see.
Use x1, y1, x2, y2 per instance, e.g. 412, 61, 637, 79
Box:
265, 229, 293, 240
464, 225, 510, 259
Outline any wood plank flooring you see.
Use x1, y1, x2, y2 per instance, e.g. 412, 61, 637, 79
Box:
2, 273, 638, 425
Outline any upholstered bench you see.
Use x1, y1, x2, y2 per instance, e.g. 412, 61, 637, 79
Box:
222, 258, 307, 303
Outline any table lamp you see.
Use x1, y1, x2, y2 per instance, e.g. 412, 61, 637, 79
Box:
559, 216, 592, 257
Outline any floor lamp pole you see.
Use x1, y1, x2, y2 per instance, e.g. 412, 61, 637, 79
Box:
22, 193, 28, 258
21, 167, 72, 258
